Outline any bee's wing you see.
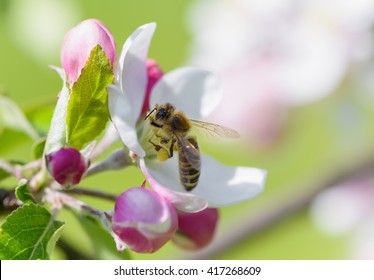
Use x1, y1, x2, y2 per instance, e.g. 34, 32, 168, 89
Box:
173, 131, 201, 170
191, 120, 240, 139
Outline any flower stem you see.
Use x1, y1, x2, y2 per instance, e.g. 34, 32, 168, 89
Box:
45, 189, 112, 231
0, 159, 22, 179
85, 148, 133, 177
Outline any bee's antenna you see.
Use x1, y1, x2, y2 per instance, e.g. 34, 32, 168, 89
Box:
145, 107, 156, 120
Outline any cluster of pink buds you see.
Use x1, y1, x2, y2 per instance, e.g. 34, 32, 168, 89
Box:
48, 19, 220, 253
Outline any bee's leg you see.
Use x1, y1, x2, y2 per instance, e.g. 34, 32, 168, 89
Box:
148, 140, 170, 161
157, 136, 174, 158
150, 121, 163, 128
155, 134, 170, 146
169, 139, 176, 157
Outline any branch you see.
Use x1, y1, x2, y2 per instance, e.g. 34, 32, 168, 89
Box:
179, 153, 374, 259
67, 187, 117, 201
45, 189, 112, 232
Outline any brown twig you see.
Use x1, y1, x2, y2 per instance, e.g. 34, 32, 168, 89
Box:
67, 187, 117, 201
180, 153, 374, 259
0, 159, 23, 179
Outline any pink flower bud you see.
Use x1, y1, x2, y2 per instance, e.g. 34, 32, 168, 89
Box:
61, 19, 116, 84
46, 147, 88, 185
141, 59, 164, 115
172, 208, 218, 250
112, 187, 177, 253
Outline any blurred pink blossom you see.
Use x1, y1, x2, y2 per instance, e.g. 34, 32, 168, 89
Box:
310, 177, 374, 259
187, 0, 374, 145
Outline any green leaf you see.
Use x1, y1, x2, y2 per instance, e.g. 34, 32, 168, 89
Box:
0, 95, 38, 140
79, 214, 131, 260
32, 137, 46, 159
46, 219, 65, 257
66, 45, 114, 150
15, 179, 35, 204
0, 204, 64, 259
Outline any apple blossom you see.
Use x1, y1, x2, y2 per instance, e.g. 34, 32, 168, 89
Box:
310, 177, 374, 259
108, 23, 266, 213
112, 187, 178, 253
61, 19, 116, 84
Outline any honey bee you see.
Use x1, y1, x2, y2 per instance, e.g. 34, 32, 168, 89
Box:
145, 103, 239, 191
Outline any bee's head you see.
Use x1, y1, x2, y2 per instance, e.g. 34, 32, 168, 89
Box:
155, 107, 168, 120
145, 103, 174, 122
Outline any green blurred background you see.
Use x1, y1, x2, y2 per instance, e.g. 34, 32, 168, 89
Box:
1, 0, 374, 260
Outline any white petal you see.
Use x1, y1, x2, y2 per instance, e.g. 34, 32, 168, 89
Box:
141, 154, 266, 210
108, 85, 145, 157
140, 158, 208, 213
150, 67, 222, 120
118, 22, 156, 122
196, 155, 266, 207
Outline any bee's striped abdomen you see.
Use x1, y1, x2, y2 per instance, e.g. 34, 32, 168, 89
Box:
178, 137, 201, 191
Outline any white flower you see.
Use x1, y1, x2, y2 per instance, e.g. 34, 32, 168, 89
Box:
108, 23, 267, 213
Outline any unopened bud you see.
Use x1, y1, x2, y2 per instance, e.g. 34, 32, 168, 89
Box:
46, 147, 88, 186
112, 187, 177, 253
61, 19, 116, 84
172, 208, 218, 250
